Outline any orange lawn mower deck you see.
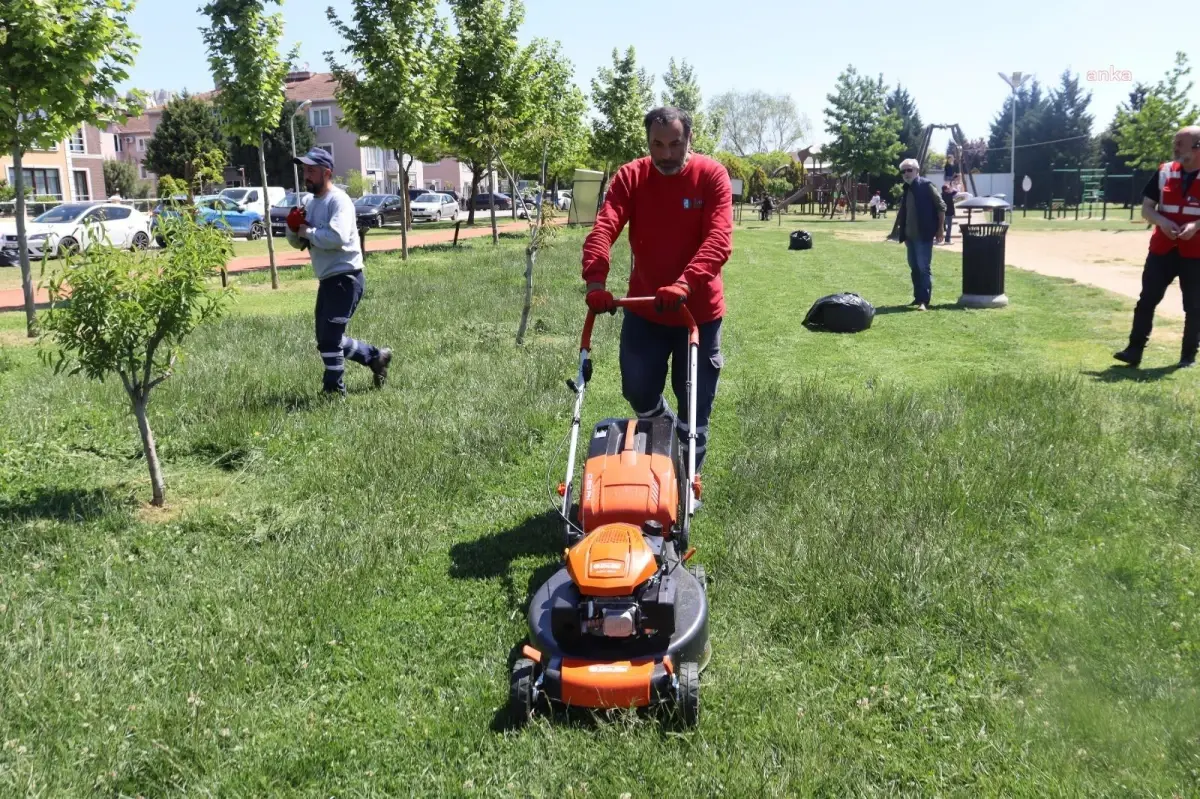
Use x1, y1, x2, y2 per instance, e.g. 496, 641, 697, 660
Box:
510, 297, 710, 728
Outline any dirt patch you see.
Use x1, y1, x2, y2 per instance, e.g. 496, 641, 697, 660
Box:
832, 226, 1184, 321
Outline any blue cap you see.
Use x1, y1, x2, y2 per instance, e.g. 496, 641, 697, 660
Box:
294, 147, 334, 170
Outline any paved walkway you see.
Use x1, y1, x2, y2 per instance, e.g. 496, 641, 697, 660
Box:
0, 217, 534, 312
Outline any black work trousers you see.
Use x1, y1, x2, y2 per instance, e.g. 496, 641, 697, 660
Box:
1127, 249, 1200, 360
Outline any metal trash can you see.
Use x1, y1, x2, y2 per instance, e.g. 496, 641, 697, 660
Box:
957, 222, 1009, 307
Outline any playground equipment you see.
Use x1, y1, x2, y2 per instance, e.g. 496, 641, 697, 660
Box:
914, 124, 978, 197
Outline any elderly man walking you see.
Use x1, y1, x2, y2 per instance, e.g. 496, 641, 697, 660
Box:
889, 158, 945, 310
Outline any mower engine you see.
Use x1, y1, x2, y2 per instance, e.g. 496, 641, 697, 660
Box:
557, 521, 679, 642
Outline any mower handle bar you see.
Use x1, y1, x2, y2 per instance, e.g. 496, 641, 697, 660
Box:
580, 297, 699, 353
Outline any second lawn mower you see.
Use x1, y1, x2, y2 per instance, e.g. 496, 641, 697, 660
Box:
510, 296, 710, 728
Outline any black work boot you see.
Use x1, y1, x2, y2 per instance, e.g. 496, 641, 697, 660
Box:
1180, 351, 1197, 369
1113, 347, 1143, 368
371, 348, 393, 388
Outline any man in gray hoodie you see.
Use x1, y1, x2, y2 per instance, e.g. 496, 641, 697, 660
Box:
286, 147, 392, 396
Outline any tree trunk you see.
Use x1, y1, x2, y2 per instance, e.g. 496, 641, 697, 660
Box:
132, 393, 166, 507
488, 159, 498, 245
259, 136, 278, 289
467, 162, 480, 226
11, 145, 37, 337
399, 151, 412, 261
516, 246, 536, 345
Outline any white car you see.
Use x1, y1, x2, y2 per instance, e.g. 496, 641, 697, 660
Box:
0, 202, 152, 260
410, 192, 460, 223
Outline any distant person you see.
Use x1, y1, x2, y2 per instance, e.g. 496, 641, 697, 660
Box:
580, 106, 733, 480
888, 159, 945, 311
286, 147, 393, 396
1113, 125, 1200, 369
760, 194, 773, 221
941, 181, 957, 244
869, 190, 882, 218
944, 154, 957, 184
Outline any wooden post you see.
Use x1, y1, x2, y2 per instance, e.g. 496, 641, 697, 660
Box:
453, 220, 461, 247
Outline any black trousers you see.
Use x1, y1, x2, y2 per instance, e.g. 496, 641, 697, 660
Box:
1127, 249, 1200, 359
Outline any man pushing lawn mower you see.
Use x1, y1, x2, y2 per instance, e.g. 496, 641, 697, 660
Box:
581, 106, 734, 496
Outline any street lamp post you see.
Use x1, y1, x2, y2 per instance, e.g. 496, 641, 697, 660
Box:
291, 99, 313, 206
998, 72, 1031, 202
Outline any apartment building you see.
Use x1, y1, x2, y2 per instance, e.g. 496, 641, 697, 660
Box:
1, 123, 108, 202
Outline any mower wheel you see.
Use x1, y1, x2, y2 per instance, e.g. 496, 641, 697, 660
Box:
509, 657, 537, 727
687, 563, 707, 594
677, 661, 700, 727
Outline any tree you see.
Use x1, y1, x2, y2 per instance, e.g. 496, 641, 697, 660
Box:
821, 65, 902, 220
661, 57, 720, 154
984, 72, 1095, 207
40, 213, 234, 507
590, 46, 654, 176
327, 0, 453, 259
447, 0, 528, 239
227, 99, 314, 190
1096, 84, 1148, 175
709, 90, 812, 155
1115, 52, 1200, 171
506, 40, 589, 189
103, 159, 139, 199
872, 84, 923, 199
343, 169, 369, 198
144, 92, 228, 197
0, 0, 140, 337
201, 0, 298, 290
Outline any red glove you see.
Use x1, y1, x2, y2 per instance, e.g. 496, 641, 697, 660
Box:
286, 206, 307, 233
586, 288, 616, 314
655, 280, 690, 313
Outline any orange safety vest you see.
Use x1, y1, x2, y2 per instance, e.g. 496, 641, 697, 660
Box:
1149, 160, 1200, 258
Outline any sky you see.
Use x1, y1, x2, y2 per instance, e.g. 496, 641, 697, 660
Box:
119, 0, 1190, 155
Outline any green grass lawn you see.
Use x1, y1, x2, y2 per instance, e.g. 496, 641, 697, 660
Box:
1, 226, 1198, 796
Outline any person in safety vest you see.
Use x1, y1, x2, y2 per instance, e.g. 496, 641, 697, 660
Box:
1114, 125, 1200, 369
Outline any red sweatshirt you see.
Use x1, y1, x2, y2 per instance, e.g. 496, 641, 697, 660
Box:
581, 154, 733, 325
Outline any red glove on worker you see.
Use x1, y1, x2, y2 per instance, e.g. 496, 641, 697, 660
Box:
586, 288, 617, 315
286, 206, 307, 233
655, 280, 690, 313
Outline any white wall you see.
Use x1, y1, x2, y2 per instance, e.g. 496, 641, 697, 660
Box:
930, 172, 1014, 201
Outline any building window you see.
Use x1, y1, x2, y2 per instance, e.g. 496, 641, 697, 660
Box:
72, 169, 91, 201
113, 134, 123, 153
309, 107, 332, 128
7, 167, 63, 199
69, 128, 86, 154
137, 137, 147, 151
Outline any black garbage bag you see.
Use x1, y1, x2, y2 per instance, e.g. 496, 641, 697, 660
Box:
789, 230, 812, 250
802, 292, 875, 333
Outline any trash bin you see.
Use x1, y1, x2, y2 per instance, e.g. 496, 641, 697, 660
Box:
991, 206, 1007, 223
957, 222, 1009, 308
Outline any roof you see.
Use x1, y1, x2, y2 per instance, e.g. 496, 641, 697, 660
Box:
284, 72, 340, 103
114, 113, 159, 135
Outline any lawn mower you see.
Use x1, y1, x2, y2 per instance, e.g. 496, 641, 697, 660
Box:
509, 296, 710, 728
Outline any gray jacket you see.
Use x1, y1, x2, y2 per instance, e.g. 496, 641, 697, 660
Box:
285, 185, 363, 280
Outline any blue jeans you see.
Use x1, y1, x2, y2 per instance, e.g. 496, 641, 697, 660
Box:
905, 239, 934, 305
618, 311, 724, 473
314, 270, 380, 394
944, 215, 954, 243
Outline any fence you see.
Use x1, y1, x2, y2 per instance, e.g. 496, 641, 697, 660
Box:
0, 197, 160, 220
1032, 167, 1154, 220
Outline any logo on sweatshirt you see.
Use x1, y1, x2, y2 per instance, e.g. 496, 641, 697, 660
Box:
683, 198, 704, 210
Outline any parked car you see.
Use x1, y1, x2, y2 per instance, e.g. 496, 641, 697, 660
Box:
1, 202, 151, 260
472, 192, 512, 211
269, 192, 313, 239
152, 196, 266, 245
218, 186, 286, 219
410, 192, 460, 223
354, 194, 409, 228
